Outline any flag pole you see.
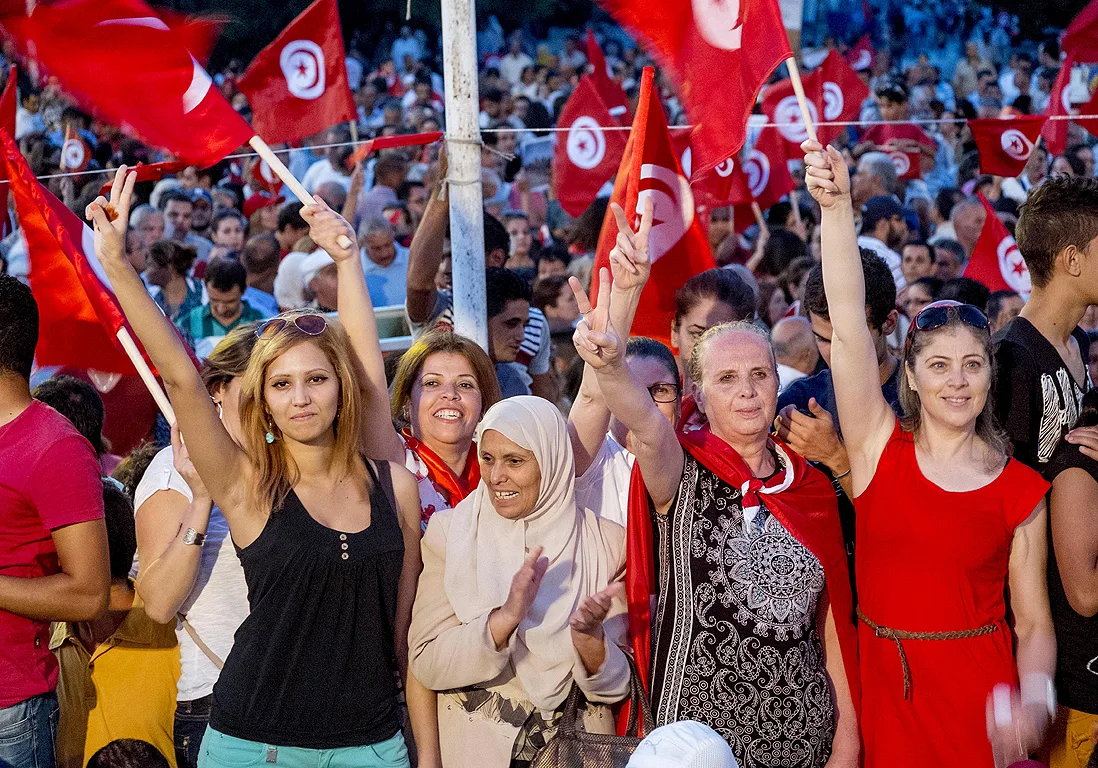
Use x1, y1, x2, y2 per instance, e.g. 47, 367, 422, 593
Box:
784, 57, 819, 145
349, 120, 359, 145
115, 326, 176, 425
247, 135, 354, 250
751, 202, 767, 230
789, 188, 804, 229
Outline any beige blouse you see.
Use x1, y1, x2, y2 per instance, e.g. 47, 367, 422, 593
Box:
409, 510, 631, 767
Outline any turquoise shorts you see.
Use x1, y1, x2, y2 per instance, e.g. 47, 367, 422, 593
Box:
198, 726, 409, 768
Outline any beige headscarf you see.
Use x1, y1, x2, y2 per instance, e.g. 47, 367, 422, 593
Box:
443, 396, 623, 711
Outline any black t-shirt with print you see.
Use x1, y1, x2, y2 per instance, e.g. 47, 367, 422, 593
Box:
993, 317, 1092, 471
1043, 441, 1098, 714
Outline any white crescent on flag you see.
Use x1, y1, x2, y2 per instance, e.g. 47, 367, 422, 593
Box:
638, 164, 695, 263
566, 116, 607, 170
692, 0, 743, 51
280, 39, 326, 100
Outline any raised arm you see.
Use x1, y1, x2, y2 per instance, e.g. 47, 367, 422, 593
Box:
1049, 469, 1098, 616
803, 141, 894, 492
406, 156, 449, 325
572, 270, 683, 511
302, 199, 404, 464
88, 168, 251, 523
568, 200, 652, 475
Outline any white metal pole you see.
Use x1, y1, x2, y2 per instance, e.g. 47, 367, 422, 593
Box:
440, 0, 487, 350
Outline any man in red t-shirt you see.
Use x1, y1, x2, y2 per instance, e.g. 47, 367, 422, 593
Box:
0, 275, 109, 768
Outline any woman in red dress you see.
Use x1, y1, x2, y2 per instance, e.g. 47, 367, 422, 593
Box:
804, 139, 1057, 767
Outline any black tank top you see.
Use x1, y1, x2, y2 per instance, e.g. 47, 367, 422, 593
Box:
210, 460, 404, 749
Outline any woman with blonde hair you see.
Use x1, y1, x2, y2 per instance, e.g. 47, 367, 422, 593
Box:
88, 167, 428, 767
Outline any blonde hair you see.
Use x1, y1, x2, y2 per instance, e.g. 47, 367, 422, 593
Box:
238, 311, 366, 513
391, 331, 501, 429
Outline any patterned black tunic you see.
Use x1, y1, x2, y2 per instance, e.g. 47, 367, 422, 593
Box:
650, 452, 834, 768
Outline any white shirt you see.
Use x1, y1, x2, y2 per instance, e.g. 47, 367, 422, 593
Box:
134, 446, 250, 701
574, 434, 634, 527
857, 235, 907, 292
301, 158, 352, 195
777, 363, 808, 393
499, 52, 534, 86
361, 243, 409, 307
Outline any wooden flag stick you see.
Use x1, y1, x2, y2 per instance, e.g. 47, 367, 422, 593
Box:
790, 188, 804, 229
349, 120, 359, 145
784, 57, 819, 145
116, 326, 176, 425
751, 202, 766, 230
248, 135, 354, 250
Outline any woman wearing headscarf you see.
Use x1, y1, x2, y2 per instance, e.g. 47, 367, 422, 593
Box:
409, 396, 630, 767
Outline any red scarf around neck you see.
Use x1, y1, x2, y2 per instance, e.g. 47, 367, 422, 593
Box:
621, 425, 860, 734
400, 429, 480, 506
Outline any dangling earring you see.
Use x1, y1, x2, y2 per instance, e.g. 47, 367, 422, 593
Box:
210, 396, 223, 419
265, 421, 276, 444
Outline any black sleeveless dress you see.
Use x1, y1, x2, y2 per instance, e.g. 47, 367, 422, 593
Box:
210, 460, 405, 749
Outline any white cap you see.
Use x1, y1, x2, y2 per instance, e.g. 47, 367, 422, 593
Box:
299, 248, 336, 289
626, 722, 738, 768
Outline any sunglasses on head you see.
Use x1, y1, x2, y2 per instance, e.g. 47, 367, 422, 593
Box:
255, 314, 329, 340
904, 300, 990, 356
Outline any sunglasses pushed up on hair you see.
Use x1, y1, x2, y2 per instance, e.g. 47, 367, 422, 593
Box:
904, 300, 990, 357
255, 314, 329, 340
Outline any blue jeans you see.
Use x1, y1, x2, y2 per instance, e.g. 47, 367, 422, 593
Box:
199, 727, 409, 768
175, 695, 213, 768
0, 693, 58, 768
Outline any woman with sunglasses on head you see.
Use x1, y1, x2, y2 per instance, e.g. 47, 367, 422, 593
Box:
804, 139, 1055, 767
87, 168, 427, 768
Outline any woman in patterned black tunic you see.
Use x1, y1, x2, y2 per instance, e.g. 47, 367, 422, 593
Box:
572, 276, 860, 768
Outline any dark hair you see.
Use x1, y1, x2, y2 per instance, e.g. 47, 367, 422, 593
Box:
211, 209, 245, 236
485, 267, 531, 318
778, 255, 815, 292
938, 277, 991, 312
481, 86, 504, 103
203, 256, 247, 293
531, 275, 570, 311
483, 212, 510, 257
802, 248, 897, 330
766, 202, 793, 227
758, 229, 807, 277
397, 180, 425, 201
1016, 176, 1098, 288
536, 245, 570, 268
986, 289, 1020, 320
933, 239, 966, 267
111, 442, 160, 501
86, 739, 171, 768
673, 268, 757, 328
158, 189, 193, 212
567, 198, 609, 252
0, 273, 39, 380
757, 282, 792, 328
276, 202, 306, 233
147, 240, 197, 277
523, 101, 553, 135
910, 275, 944, 297
903, 240, 935, 262
32, 376, 106, 456
375, 154, 409, 184
1078, 389, 1098, 429
102, 479, 136, 580
626, 337, 680, 385
240, 234, 280, 274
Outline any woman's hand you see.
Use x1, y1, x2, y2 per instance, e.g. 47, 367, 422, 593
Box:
571, 269, 624, 371
569, 583, 622, 641
86, 165, 137, 269
608, 196, 653, 293
171, 422, 210, 501
301, 196, 358, 264
802, 140, 851, 210
488, 546, 547, 648
985, 683, 1047, 767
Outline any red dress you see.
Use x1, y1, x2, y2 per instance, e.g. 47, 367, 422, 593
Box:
856, 421, 1048, 767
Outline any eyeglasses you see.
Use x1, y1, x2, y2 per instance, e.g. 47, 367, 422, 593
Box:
255, 314, 329, 340
647, 383, 681, 403
904, 300, 990, 356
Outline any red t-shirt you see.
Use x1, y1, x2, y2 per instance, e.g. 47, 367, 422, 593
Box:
0, 400, 104, 707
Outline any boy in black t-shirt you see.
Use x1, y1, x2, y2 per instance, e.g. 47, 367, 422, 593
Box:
993, 176, 1098, 471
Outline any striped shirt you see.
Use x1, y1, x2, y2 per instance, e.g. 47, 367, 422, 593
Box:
175, 302, 265, 360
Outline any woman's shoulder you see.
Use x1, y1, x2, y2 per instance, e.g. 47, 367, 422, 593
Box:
134, 445, 192, 512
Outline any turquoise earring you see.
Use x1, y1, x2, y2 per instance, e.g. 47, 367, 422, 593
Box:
265, 431, 275, 444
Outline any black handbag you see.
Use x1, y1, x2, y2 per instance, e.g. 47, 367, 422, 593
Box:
530, 658, 655, 768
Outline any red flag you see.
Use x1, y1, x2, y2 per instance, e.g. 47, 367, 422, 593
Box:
249, 158, 285, 195
152, 8, 224, 67
968, 116, 1047, 177
98, 161, 191, 196
860, 123, 933, 180
8, 0, 253, 166
672, 127, 749, 209
344, 130, 445, 170
236, 0, 356, 146
816, 50, 869, 146
1, 129, 138, 373
600, 0, 792, 180
964, 194, 1031, 299
552, 78, 628, 217
1063, 0, 1098, 63
586, 30, 631, 124
60, 127, 92, 173
0, 66, 16, 238
591, 68, 715, 344
1074, 85, 1098, 141
744, 124, 795, 209
762, 68, 821, 155
846, 35, 874, 71
1043, 58, 1075, 157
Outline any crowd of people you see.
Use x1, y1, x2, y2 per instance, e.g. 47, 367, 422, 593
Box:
6, 5, 1098, 768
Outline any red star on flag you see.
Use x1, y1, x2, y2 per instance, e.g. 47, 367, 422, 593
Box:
297, 61, 309, 77
1012, 260, 1026, 276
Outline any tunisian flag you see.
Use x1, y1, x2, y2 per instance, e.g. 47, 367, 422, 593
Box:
591, 68, 714, 344
237, 0, 356, 145
7, 0, 253, 166
969, 116, 1047, 177
964, 193, 1032, 300
0, 130, 143, 373
761, 51, 867, 155
599, 0, 791, 180
743, 124, 796, 210
586, 30, 631, 124
860, 123, 934, 180
553, 77, 627, 217
1063, 0, 1098, 63
0, 66, 16, 238
846, 35, 874, 71
1043, 57, 1075, 157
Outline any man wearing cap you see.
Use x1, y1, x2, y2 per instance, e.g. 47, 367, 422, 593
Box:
299, 249, 339, 313
857, 195, 909, 290
189, 188, 214, 240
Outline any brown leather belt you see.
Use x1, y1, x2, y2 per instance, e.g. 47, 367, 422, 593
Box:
857, 608, 999, 700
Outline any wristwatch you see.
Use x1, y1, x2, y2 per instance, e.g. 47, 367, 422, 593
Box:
182, 528, 207, 547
